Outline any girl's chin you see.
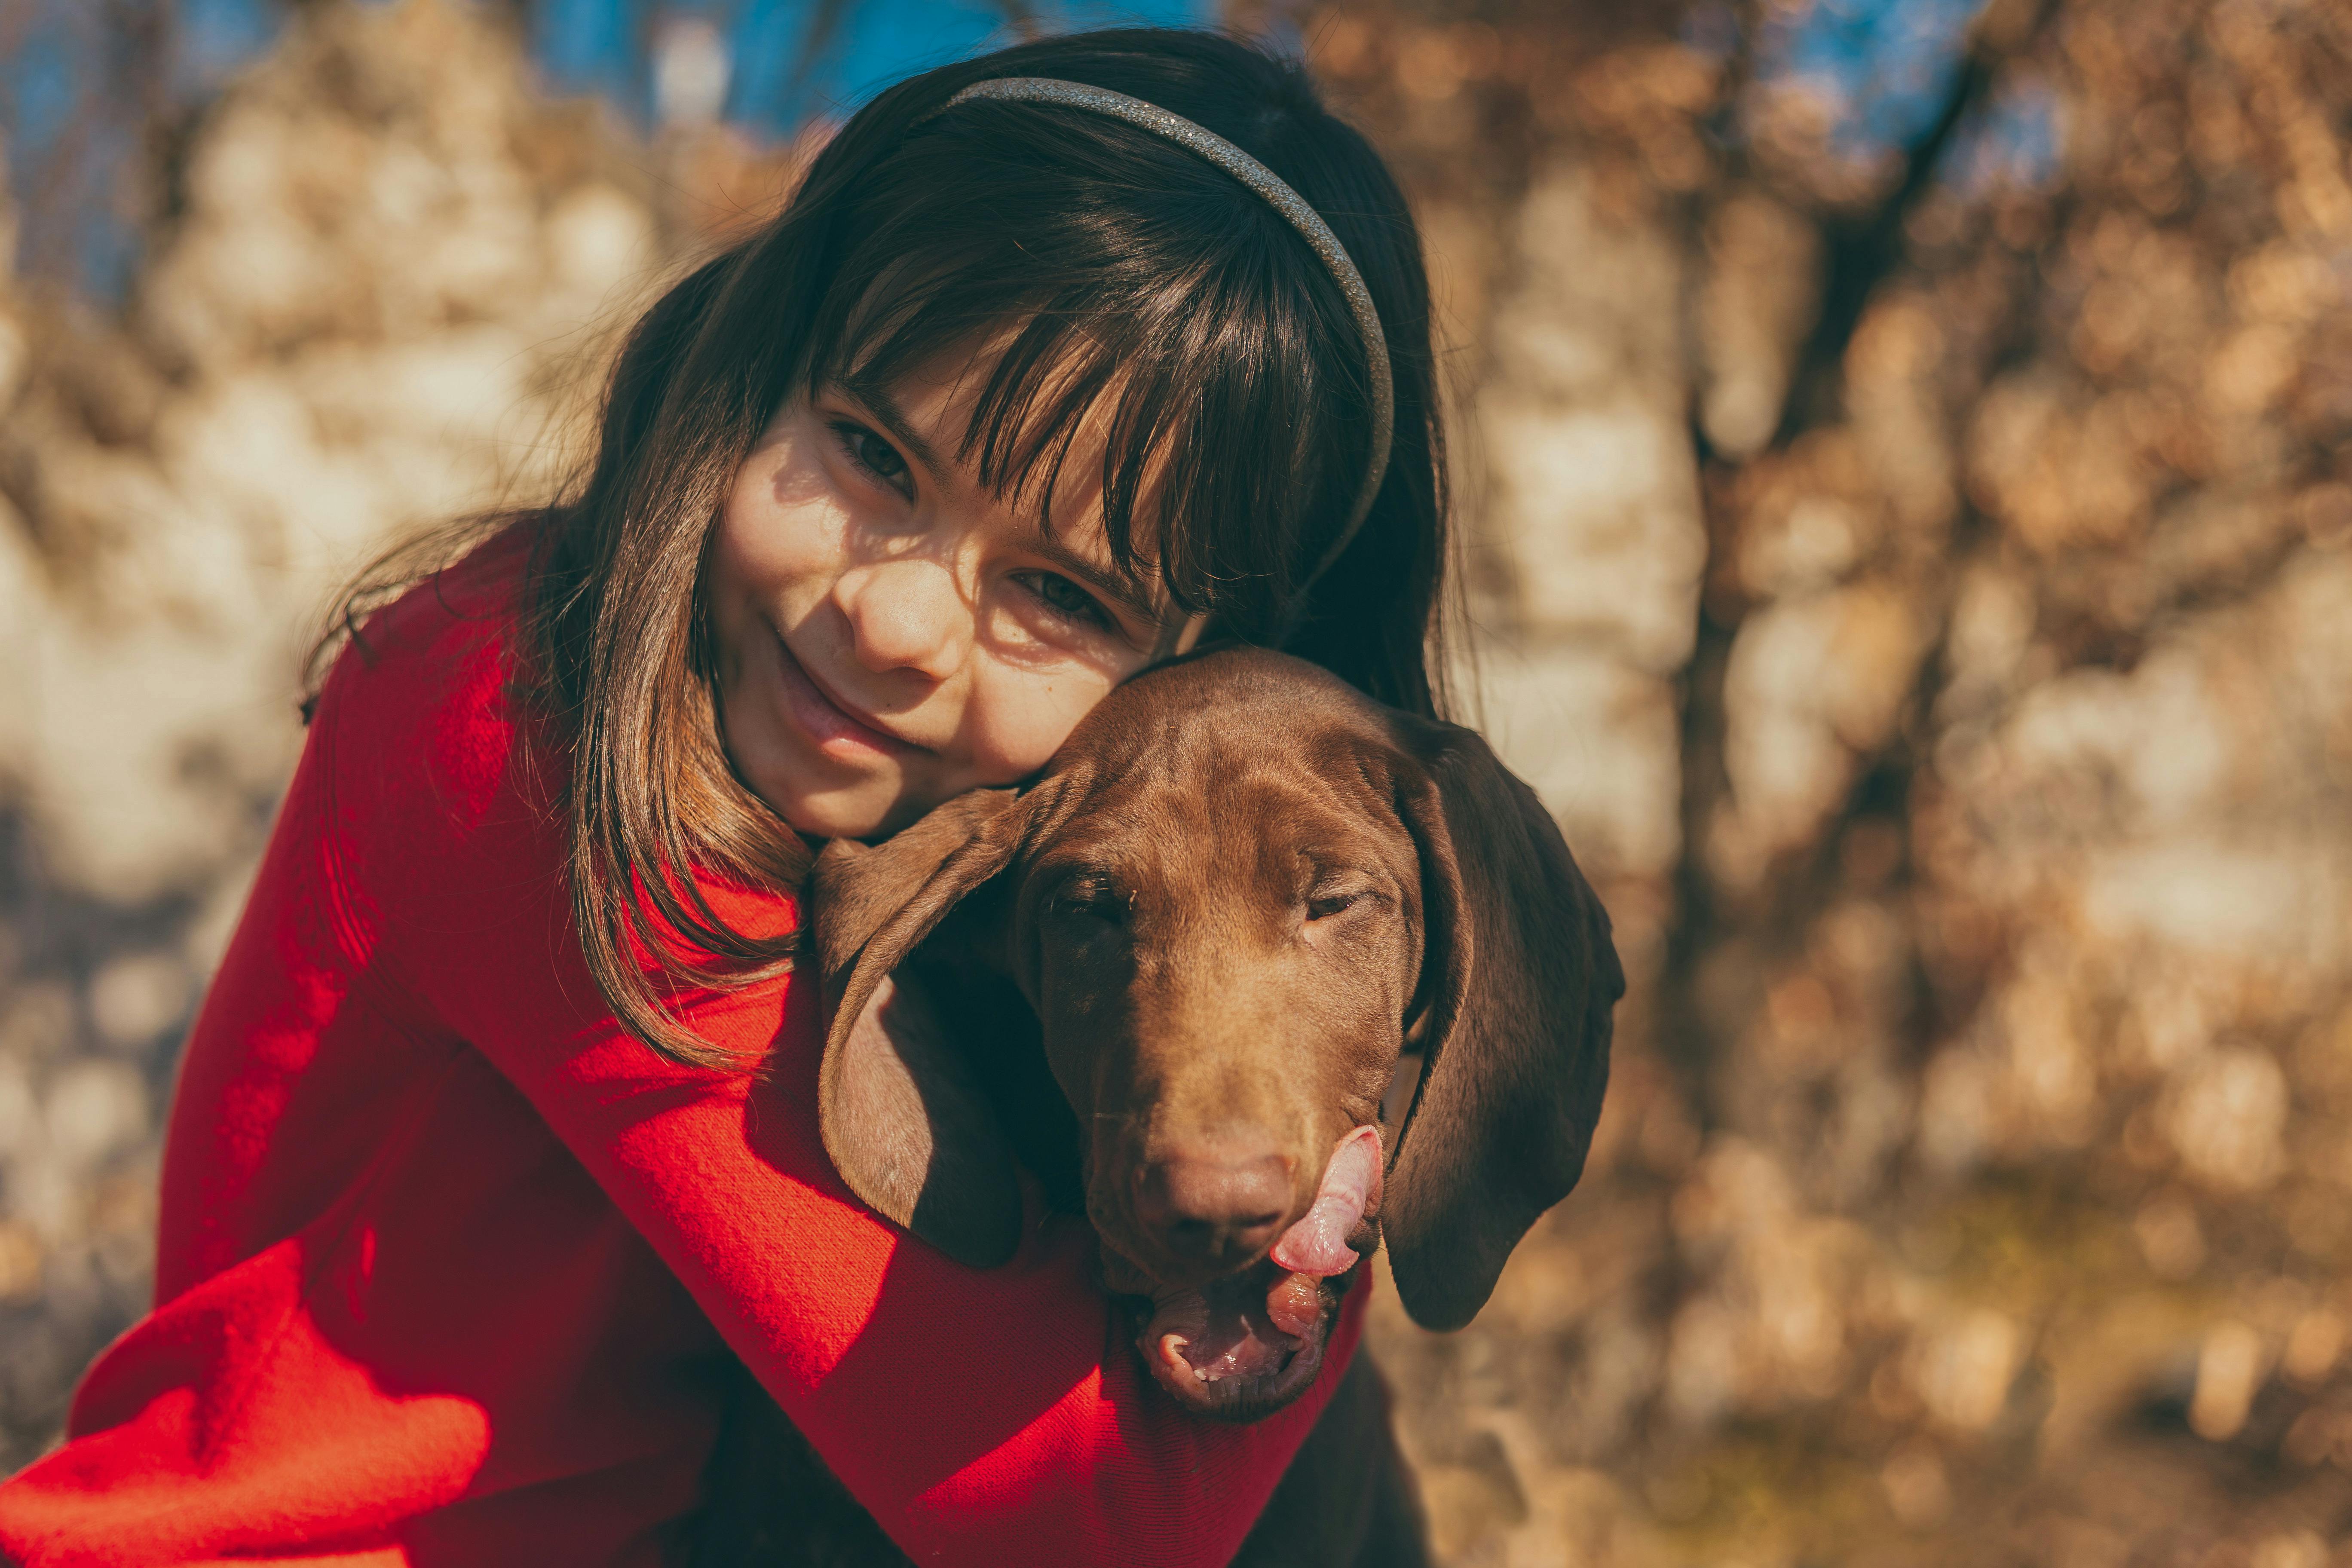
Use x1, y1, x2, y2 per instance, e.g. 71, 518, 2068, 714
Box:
727, 716, 913, 840
727, 699, 966, 840
763, 787, 900, 843
755, 770, 932, 842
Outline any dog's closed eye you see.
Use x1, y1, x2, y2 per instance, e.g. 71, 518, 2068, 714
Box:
1297, 848, 1383, 927
1045, 874, 1130, 925
1304, 889, 1364, 921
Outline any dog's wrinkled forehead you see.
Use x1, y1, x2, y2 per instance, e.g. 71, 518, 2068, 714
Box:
1051, 648, 1399, 791
1102, 645, 1386, 744
1009, 647, 1415, 873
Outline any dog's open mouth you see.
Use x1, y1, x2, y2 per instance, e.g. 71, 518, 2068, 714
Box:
1141, 1259, 1337, 1415
1133, 1125, 1384, 1418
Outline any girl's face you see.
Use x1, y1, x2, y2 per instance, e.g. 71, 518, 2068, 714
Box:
707, 358, 1166, 840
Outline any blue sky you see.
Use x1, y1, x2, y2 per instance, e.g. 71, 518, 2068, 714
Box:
528, 0, 1213, 131
4, 0, 2055, 298
1, 0, 1209, 293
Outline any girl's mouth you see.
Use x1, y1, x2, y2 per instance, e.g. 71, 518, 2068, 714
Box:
766, 624, 923, 760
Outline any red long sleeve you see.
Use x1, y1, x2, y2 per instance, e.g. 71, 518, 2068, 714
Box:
0, 530, 1360, 1568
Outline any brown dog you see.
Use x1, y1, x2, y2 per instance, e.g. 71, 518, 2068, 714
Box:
693, 645, 1621, 1565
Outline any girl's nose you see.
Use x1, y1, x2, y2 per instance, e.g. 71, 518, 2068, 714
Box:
835, 557, 970, 683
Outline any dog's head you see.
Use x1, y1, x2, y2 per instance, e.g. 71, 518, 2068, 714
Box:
812, 647, 1622, 1418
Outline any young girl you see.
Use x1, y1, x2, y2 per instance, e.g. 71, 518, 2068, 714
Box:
0, 27, 1447, 1567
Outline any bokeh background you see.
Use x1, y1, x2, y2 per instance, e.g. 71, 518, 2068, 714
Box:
5, 0, 2352, 1562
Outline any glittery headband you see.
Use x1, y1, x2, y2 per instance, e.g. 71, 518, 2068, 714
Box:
936, 77, 1396, 656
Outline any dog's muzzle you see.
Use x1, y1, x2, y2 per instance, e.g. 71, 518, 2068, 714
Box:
1135, 1126, 1383, 1417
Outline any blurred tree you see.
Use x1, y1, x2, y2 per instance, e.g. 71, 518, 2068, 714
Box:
11, 3, 2352, 1562
1300, 0, 2352, 1562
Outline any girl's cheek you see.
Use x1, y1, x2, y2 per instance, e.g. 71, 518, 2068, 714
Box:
717, 440, 850, 612
961, 660, 1120, 783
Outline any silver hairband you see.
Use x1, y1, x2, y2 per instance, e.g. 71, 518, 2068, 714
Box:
937, 77, 1395, 657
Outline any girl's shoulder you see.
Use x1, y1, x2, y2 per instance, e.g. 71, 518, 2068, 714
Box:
334, 524, 535, 701
311, 523, 557, 855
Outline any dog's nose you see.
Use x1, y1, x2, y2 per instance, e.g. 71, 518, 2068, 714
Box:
1134, 1136, 1292, 1266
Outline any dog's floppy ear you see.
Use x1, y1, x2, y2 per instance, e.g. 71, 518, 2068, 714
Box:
1384, 719, 1623, 1331
812, 788, 1028, 1269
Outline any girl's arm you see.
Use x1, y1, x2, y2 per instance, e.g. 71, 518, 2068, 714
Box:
333, 605, 1360, 1567
451, 976, 1366, 1565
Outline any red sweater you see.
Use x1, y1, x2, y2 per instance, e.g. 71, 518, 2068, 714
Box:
0, 532, 1360, 1567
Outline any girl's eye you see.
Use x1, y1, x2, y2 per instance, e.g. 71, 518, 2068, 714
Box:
1014, 570, 1117, 636
830, 421, 912, 496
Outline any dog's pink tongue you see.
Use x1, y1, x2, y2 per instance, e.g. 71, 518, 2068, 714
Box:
1269, 1125, 1383, 1277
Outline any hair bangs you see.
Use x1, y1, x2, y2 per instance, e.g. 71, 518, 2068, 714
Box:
796, 128, 1372, 637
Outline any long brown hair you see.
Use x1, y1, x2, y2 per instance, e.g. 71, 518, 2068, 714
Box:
325, 28, 1452, 1067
